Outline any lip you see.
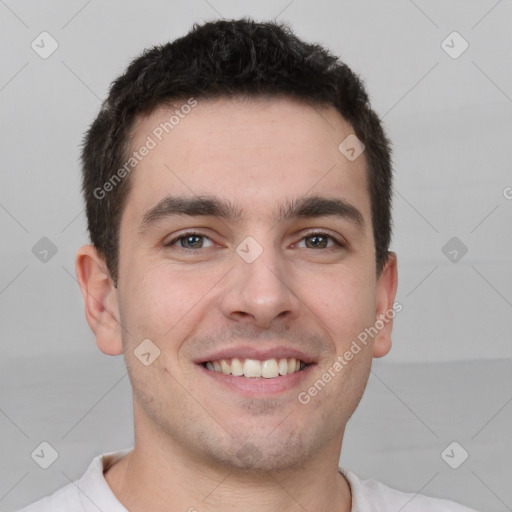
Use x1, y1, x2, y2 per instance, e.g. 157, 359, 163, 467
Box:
197, 362, 315, 397
194, 345, 317, 365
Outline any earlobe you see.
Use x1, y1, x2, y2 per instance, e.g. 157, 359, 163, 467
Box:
75, 244, 123, 356
372, 252, 398, 358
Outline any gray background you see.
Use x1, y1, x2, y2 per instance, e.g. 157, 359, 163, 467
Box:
1, 1, 511, 511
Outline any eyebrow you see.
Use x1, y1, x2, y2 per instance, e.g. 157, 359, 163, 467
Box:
138, 194, 365, 233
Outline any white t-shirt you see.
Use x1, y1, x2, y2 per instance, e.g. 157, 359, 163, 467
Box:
16, 449, 478, 511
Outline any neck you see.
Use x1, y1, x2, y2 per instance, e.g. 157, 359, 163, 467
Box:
105, 431, 352, 512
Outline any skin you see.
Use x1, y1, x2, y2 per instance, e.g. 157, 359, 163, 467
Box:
76, 96, 398, 512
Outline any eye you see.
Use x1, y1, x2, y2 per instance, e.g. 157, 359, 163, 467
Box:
164, 231, 215, 250
296, 231, 344, 249
163, 230, 344, 251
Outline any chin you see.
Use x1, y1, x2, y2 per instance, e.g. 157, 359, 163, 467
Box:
202, 430, 322, 474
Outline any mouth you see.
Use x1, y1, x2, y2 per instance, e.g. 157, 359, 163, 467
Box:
197, 356, 315, 397
201, 357, 308, 379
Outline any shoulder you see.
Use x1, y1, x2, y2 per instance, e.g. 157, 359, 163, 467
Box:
14, 448, 132, 512
14, 482, 81, 512
340, 468, 479, 512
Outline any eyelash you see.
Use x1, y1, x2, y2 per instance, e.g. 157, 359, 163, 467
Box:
164, 230, 345, 250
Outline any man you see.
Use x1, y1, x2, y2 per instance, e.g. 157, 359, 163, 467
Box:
19, 18, 478, 512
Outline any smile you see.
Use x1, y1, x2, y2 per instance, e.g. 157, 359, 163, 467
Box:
203, 357, 307, 379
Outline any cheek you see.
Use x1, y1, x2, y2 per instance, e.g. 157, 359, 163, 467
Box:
310, 266, 376, 340
120, 261, 220, 342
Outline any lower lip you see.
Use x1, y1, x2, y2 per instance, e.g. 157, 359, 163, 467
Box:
197, 364, 315, 397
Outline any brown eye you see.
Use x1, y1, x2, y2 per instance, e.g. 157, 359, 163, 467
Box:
305, 234, 329, 249
165, 232, 214, 249
298, 232, 342, 249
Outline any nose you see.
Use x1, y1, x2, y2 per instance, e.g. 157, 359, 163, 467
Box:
220, 241, 301, 330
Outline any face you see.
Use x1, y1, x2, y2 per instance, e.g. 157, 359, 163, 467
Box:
83, 96, 397, 473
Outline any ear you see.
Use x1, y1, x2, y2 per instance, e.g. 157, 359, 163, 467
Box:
372, 251, 398, 358
75, 244, 123, 356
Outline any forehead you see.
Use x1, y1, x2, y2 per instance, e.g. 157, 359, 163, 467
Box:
123, 96, 370, 226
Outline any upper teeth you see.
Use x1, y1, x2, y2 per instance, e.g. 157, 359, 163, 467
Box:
205, 357, 305, 378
